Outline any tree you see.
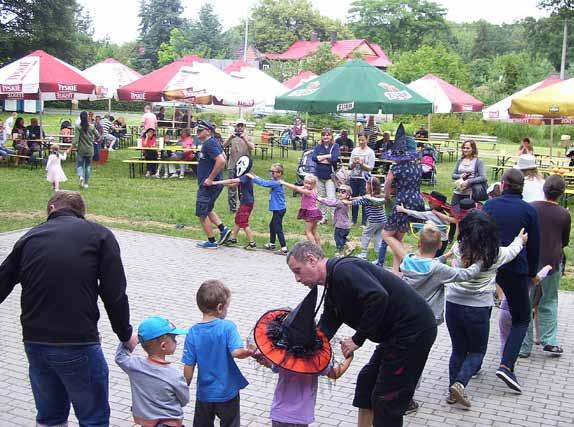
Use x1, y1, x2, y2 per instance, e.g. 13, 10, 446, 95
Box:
538, 0, 574, 17
302, 43, 342, 74
348, 0, 453, 54
250, 0, 352, 54
389, 44, 470, 89
157, 3, 230, 65
523, 15, 574, 70
135, 0, 185, 73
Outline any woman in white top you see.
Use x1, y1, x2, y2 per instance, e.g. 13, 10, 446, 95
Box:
445, 210, 526, 409
515, 154, 545, 202
348, 132, 375, 225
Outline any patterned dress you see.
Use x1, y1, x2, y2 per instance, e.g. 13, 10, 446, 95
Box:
385, 160, 424, 233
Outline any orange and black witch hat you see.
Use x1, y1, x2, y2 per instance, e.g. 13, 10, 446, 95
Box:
253, 286, 332, 374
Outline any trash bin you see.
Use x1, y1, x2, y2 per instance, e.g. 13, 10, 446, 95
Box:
96, 148, 109, 164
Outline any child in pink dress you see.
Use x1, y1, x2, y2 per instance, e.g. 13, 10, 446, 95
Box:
46, 144, 70, 191
281, 175, 322, 244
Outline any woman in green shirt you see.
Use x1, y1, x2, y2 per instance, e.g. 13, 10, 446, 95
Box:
73, 111, 98, 189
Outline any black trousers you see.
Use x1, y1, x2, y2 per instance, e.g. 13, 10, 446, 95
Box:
270, 209, 286, 247
193, 394, 240, 427
353, 327, 437, 427
144, 149, 158, 174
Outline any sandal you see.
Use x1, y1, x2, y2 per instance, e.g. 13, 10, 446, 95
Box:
543, 345, 563, 356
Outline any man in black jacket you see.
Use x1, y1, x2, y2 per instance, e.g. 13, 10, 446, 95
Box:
483, 168, 540, 393
287, 241, 437, 427
0, 191, 136, 427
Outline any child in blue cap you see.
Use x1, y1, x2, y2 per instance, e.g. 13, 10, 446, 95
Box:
115, 316, 189, 427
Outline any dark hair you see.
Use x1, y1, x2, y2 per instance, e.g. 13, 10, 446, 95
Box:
79, 111, 89, 133
357, 131, 368, 139
457, 210, 499, 269
543, 175, 566, 201
196, 280, 230, 314
366, 176, 381, 196
461, 140, 478, 158
15, 117, 24, 128
501, 168, 524, 193
522, 137, 532, 149
47, 191, 86, 217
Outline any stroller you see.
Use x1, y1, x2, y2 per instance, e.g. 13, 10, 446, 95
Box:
419, 144, 437, 186
293, 149, 317, 196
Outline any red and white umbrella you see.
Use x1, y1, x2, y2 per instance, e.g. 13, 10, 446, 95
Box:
0, 50, 95, 101
283, 71, 317, 89
117, 55, 253, 106
408, 74, 484, 113
83, 58, 142, 100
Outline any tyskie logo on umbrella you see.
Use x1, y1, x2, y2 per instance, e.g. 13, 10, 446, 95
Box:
130, 92, 146, 101
1, 84, 22, 93
289, 81, 320, 97
378, 82, 412, 101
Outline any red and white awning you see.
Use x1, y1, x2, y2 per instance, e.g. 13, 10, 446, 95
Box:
408, 74, 484, 113
0, 50, 95, 101
83, 58, 142, 100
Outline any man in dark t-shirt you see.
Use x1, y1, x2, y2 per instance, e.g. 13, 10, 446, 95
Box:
520, 175, 570, 357
195, 120, 231, 249
286, 241, 437, 427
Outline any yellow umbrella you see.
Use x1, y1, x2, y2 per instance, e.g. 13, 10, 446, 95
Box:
509, 77, 574, 116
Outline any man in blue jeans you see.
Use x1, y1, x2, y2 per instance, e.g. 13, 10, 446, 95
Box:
0, 191, 137, 426
483, 168, 540, 393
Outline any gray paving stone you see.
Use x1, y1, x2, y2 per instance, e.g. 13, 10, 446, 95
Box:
0, 228, 573, 426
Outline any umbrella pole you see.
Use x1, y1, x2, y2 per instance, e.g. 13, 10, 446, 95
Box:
550, 118, 554, 157
427, 114, 431, 136
172, 102, 176, 129
108, 98, 112, 115
354, 112, 357, 143
39, 90, 44, 159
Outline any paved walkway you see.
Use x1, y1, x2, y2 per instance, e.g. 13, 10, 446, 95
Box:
0, 228, 573, 426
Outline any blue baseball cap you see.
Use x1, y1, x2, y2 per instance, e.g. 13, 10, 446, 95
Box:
137, 316, 188, 342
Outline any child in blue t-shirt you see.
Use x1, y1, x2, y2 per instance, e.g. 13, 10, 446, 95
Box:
182, 280, 255, 427
248, 164, 288, 254
213, 174, 256, 250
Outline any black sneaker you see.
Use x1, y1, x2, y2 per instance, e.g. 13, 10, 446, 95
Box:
264, 243, 276, 250
404, 399, 419, 415
496, 367, 522, 393
225, 238, 238, 246
244, 242, 257, 250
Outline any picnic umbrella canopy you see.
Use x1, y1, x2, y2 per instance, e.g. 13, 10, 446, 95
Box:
283, 70, 317, 89
482, 75, 562, 121
0, 49, 95, 101
83, 58, 142, 100
509, 77, 574, 117
274, 59, 432, 115
407, 74, 483, 113
117, 55, 253, 106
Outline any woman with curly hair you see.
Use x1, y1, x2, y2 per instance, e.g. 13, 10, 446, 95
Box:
444, 210, 527, 409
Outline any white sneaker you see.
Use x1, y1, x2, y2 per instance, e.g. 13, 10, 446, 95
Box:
79, 176, 84, 189
154, 173, 160, 179
163, 174, 169, 179
179, 175, 184, 179
83, 184, 89, 189
145, 171, 151, 177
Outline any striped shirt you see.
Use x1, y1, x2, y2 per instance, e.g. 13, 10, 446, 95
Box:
352, 197, 387, 224
101, 118, 113, 136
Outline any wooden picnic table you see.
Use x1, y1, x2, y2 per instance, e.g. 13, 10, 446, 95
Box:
128, 146, 199, 152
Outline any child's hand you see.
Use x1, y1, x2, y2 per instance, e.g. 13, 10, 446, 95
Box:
246, 172, 256, 179
443, 249, 453, 259
395, 203, 406, 213
517, 228, 528, 244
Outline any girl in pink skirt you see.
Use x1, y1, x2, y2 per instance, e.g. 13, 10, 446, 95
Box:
282, 175, 322, 244
46, 144, 71, 191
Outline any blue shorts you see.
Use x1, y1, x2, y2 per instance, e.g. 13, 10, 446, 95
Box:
195, 184, 223, 217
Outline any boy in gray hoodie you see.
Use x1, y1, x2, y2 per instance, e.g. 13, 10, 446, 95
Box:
384, 223, 481, 324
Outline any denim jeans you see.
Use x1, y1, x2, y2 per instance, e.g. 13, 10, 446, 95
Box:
497, 269, 531, 371
316, 178, 336, 220
24, 343, 110, 427
270, 209, 286, 247
349, 178, 366, 225
445, 301, 491, 387
334, 227, 350, 250
76, 155, 92, 184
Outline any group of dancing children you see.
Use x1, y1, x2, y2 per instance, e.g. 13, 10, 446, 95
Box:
116, 279, 354, 427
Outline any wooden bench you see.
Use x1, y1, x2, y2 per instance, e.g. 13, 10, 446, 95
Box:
123, 159, 198, 178
1, 154, 41, 169
460, 134, 497, 150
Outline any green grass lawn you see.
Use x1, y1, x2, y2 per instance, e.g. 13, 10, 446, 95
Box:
1, 111, 572, 290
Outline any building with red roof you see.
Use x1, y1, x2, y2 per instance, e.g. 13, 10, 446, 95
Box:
266, 34, 391, 70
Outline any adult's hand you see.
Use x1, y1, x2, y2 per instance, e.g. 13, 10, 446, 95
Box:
123, 332, 139, 352
341, 337, 359, 358
203, 178, 213, 187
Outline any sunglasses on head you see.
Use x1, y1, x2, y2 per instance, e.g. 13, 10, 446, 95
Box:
321, 129, 332, 136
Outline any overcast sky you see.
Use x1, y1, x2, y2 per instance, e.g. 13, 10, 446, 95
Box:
79, 0, 550, 44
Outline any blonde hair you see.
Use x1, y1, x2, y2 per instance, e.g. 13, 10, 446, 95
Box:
419, 223, 442, 253
51, 144, 60, 153
304, 174, 317, 188
338, 184, 352, 195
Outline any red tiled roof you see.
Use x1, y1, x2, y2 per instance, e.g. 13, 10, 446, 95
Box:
265, 39, 391, 68
223, 59, 254, 74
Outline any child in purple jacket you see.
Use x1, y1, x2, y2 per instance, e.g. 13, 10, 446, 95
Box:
318, 184, 353, 255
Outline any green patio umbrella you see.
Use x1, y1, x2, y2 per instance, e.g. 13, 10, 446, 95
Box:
274, 59, 433, 115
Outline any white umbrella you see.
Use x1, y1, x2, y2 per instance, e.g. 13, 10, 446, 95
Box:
83, 58, 142, 100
